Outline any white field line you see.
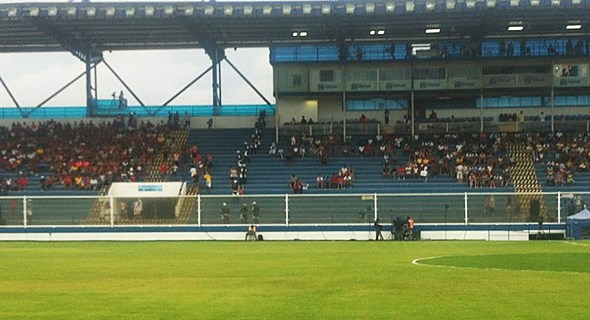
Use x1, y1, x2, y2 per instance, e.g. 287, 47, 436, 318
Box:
411, 255, 590, 274
562, 241, 590, 247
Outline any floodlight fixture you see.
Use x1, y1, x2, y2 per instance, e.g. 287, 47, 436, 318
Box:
508, 25, 524, 31
26, 7, 39, 17
292, 31, 308, 37
4, 7, 16, 17
183, 6, 194, 16
163, 6, 174, 16
386, 2, 395, 12
47, 6, 57, 16
447, 0, 456, 10
566, 24, 582, 30
346, 3, 355, 14
224, 5, 233, 16
66, 6, 76, 16
425, 28, 441, 34
282, 5, 291, 15
144, 6, 154, 16
86, 7, 96, 17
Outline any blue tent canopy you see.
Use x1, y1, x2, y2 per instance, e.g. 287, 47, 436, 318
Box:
566, 208, 590, 240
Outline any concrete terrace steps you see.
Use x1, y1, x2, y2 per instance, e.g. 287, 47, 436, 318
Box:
238, 151, 511, 196
185, 129, 517, 196
507, 140, 547, 220
182, 128, 257, 195
210, 184, 510, 195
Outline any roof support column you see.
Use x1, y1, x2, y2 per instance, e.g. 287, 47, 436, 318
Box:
85, 57, 98, 117
206, 47, 225, 115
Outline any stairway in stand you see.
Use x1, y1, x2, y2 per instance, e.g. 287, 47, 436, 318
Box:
175, 185, 199, 223
142, 128, 193, 224
147, 129, 189, 182
507, 139, 547, 222
81, 185, 112, 225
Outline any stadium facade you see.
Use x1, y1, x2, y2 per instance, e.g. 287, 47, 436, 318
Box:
0, 0, 589, 133
1, 0, 589, 240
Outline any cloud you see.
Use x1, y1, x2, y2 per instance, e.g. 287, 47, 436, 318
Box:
0, 48, 273, 108
0, 1, 275, 108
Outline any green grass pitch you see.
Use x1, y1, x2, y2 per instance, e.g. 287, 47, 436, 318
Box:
0, 240, 588, 320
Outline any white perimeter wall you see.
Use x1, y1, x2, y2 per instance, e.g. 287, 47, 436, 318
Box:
0, 230, 564, 241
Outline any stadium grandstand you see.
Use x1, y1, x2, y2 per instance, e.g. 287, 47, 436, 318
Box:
1, 0, 590, 240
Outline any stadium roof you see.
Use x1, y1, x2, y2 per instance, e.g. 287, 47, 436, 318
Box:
0, 0, 589, 53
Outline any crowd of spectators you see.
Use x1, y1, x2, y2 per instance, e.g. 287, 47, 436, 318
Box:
271, 131, 344, 167
316, 165, 354, 189
166, 111, 191, 130
7, 113, 590, 197
271, 130, 516, 190
380, 132, 514, 188
0, 116, 175, 194
528, 131, 590, 187
187, 143, 214, 193
270, 122, 590, 192
227, 110, 266, 196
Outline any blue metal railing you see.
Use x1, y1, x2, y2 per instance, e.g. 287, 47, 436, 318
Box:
0, 104, 276, 119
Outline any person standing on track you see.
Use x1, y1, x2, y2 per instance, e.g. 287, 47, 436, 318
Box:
220, 202, 230, 224
374, 218, 384, 241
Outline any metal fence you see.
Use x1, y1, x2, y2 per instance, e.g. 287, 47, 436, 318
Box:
0, 191, 584, 227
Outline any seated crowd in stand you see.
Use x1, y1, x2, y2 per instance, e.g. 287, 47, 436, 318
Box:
0, 116, 175, 194
4, 114, 590, 195
381, 132, 513, 188
271, 131, 345, 166
529, 131, 590, 187
316, 165, 354, 189
272, 130, 518, 189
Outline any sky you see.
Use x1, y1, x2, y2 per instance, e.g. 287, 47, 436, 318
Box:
0, 1, 275, 108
